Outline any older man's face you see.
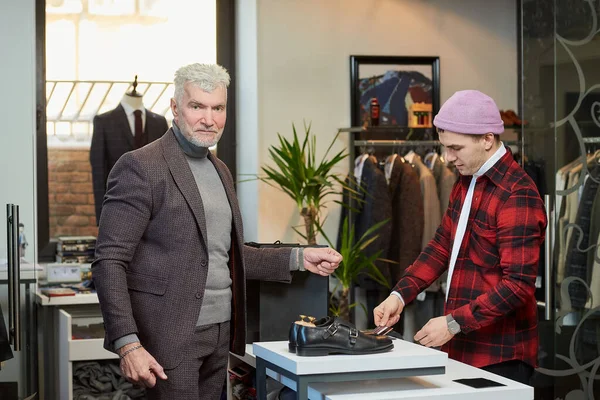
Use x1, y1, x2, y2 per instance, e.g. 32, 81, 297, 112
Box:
171, 82, 227, 147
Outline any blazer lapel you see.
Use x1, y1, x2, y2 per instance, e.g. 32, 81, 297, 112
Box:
208, 152, 244, 250
160, 129, 208, 248
114, 104, 134, 149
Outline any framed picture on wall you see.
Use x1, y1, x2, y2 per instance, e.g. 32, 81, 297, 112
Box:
350, 55, 440, 128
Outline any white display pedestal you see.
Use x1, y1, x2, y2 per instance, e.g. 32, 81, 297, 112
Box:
250, 339, 533, 400
253, 339, 447, 399
308, 359, 533, 399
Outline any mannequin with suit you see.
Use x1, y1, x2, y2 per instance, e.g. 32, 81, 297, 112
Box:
90, 81, 169, 224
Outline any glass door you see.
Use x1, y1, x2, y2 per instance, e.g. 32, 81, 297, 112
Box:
0, 208, 38, 400
521, 1, 600, 398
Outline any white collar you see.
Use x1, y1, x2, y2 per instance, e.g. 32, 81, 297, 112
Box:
120, 99, 145, 116
473, 142, 506, 178
354, 154, 369, 186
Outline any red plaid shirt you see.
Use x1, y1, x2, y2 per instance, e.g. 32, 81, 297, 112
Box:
394, 149, 547, 368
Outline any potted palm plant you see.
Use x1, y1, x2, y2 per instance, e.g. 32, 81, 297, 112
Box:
258, 121, 350, 245
258, 121, 392, 322
320, 217, 391, 322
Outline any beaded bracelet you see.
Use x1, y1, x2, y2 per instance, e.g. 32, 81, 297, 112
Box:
119, 344, 143, 359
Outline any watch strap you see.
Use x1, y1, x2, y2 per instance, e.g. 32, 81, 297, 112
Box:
446, 314, 461, 334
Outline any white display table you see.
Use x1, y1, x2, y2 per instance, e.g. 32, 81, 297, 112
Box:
308, 359, 533, 399
253, 339, 447, 399
251, 339, 533, 400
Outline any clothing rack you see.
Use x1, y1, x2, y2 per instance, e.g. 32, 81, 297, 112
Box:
350, 139, 521, 172
354, 140, 441, 147
350, 140, 440, 174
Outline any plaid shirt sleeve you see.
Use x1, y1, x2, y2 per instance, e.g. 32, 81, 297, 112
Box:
451, 186, 547, 333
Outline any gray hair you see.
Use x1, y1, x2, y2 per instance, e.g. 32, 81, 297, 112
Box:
173, 63, 231, 104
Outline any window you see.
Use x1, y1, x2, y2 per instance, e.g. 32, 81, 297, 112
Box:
46, 0, 216, 144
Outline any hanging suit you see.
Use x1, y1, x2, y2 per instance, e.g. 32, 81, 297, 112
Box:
386, 156, 423, 281
90, 104, 168, 224
338, 156, 392, 288
338, 156, 392, 327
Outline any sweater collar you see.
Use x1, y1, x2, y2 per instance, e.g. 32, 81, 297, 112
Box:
172, 121, 209, 159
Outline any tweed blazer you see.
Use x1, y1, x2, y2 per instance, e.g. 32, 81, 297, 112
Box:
92, 129, 292, 369
90, 104, 169, 224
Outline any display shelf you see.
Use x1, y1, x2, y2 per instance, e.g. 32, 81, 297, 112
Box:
58, 306, 117, 400
36, 291, 99, 306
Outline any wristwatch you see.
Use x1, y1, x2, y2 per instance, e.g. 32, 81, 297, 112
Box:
446, 314, 461, 335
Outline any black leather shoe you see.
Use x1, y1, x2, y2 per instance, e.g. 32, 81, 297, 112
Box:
288, 317, 389, 353
288, 316, 331, 353
295, 319, 393, 356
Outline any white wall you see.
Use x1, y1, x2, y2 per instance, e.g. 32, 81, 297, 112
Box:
0, 0, 37, 394
0, 1, 37, 259
237, 0, 517, 244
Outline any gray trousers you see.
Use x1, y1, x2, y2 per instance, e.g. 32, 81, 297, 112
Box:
146, 321, 230, 400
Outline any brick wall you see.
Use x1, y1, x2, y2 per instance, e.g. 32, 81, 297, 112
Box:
48, 148, 98, 238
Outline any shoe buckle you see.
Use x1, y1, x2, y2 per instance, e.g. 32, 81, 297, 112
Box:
349, 328, 358, 345
324, 323, 338, 339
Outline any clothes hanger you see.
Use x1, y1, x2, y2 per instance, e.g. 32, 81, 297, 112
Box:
588, 148, 600, 166
404, 149, 416, 164
385, 142, 398, 164
424, 151, 438, 170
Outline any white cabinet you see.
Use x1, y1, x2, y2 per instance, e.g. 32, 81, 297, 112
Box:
57, 305, 118, 400
37, 293, 122, 400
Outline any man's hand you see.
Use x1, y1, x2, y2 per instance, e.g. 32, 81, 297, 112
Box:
414, 316, 454, 348
118, 342, 168, 388
303, 247, 342, 276
374, 295, 404, 327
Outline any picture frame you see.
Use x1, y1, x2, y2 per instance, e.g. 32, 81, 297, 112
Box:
350, 55, 440, 128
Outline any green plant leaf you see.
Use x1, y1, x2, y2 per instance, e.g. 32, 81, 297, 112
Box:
254, 121, 350, 244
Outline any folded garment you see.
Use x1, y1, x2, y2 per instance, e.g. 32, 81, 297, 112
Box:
73, 361, 146, 400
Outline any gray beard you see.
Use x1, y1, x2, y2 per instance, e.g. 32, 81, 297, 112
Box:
187, 133, 221, 148
178, 119, 221, 147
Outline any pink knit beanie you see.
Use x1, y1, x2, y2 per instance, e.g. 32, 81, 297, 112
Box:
433, 90, 504, 135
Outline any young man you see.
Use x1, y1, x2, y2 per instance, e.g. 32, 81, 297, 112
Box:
92, 63, 342, 399
374, 90, 547, 384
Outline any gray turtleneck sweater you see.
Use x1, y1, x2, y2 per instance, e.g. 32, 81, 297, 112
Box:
173, 123, 234, 326
113, 124, 304, 351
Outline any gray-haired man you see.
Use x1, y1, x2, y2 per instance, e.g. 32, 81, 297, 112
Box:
92, 63, 342, 399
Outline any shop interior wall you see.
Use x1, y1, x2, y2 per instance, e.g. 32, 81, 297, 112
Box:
0, 1, 37, 262
0, 0, 37, 389
236, 0, 518, 244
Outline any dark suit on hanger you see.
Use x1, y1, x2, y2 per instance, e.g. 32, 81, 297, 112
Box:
90, 104, 169, 224
339, 157, 393, 288
387, 157, 423, 282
